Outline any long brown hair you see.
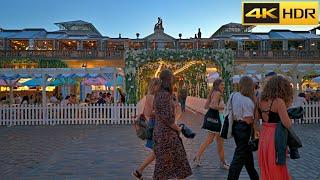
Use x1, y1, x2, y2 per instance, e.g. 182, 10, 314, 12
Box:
239, 76, 254, 101
147, 78, 160, 95
208, 79, 224, 98
159, 69, 173, 93
261, 75, 294, 106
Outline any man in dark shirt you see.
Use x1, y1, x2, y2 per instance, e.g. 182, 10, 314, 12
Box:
97, 93, 106, 105
178, 86, 188, 112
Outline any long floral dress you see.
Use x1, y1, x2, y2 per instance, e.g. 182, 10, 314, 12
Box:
153, 90, 192, 180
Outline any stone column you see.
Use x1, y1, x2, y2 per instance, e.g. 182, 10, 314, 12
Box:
77, 41, 83, 50
52, 40, 56, 50
283, 40, 288, 51
237, 41, 243, 50
28, 39, 35, 50
113, 73, 117, 104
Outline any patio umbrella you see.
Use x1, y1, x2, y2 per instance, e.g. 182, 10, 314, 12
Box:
311, 76, 320, 83
0, 79, 22, 86
22, 78, 51, 87
50, 78, 77, 86
232, 75, 241, 84
207, 72, 220, 83
105, 76, 124, 87
84, 77, 106, 86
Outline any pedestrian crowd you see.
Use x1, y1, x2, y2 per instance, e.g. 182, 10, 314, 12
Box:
133, 69, 302, 180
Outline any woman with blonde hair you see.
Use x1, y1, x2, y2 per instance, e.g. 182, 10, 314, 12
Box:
193, 79, 229, 169
132, 78, 160, 179
257, 75, 294, 180
227, 76, 259, 180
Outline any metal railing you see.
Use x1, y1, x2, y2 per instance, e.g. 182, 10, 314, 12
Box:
235, 50, 320, 59
0, 49, 320, 60
0, 50, 124, 59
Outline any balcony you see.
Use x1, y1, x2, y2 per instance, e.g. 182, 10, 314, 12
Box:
0, 50, 124, 60
0, 49, 319, 63
235, 50, 320, 62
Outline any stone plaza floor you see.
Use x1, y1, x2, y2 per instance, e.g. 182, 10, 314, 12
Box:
0, 110, 320, 179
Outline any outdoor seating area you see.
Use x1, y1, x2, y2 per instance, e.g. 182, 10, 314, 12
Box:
0, 67, 125, 105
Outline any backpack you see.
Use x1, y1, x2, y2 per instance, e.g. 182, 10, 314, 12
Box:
134, 114, 148, 140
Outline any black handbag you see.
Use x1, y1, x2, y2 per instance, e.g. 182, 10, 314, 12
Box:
179, 123, 196, 139
287, 106, 304, 119
220, 93, 235, 139
248, 125, 259, 152
134, 114, 148, 140
202, 108, 221, 132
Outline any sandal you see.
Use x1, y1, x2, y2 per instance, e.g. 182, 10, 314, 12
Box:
193, 157, 201, 167
132, 170, 143, 180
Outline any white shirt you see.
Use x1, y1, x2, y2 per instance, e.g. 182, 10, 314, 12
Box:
50, 96, 58, 103
231, 92, 254, 120
294, 96, 307, 107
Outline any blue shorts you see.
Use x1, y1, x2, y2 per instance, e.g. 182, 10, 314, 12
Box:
145, 118, 155, 149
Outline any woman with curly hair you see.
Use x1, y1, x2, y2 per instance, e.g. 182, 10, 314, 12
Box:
256, 75, 293, 180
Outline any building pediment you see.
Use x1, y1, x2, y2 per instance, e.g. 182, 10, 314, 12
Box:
144, 31, 175, 41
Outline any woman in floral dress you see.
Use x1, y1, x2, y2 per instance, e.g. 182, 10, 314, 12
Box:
153, 69, 192, 180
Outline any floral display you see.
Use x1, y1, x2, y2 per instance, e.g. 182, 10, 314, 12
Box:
125, 49, 234, 103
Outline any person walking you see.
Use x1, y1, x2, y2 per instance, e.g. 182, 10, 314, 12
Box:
153, 69, 192, 180
256, 75, 293, 180
194, 79, 229, 169
132, 78, 160, 179
227, 76, 259, 180
178, 84, 188, 112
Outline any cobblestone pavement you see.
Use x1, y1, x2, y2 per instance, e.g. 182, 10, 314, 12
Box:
0, 110, 320, 179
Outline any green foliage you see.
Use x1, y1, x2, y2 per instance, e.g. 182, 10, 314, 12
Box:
0, 58, 68, 68
125, 49, 234, 104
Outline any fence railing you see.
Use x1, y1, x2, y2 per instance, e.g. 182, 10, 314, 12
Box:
1, 50, 320, 60
0, 50, 124, 60
235, 50, 320, 60
0, 104, 136, 126
186, 96, 320, 124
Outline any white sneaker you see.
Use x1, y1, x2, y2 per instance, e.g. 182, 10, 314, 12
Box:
193, 157, 202, 167
220, 161, 230, 170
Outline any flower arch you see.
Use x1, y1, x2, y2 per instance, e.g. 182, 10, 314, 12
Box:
125, 49, 234, 104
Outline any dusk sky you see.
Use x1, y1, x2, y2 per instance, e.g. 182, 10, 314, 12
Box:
0, 0, 317, 38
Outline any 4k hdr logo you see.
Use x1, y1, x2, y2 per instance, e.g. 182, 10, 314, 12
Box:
242, 1, 319, 25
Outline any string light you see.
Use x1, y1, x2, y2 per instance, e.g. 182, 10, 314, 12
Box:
154, 61, 164, 77
173, 61, 199, 75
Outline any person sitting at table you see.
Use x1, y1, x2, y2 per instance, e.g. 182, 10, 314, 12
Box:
61, 95, 71, 106
97, 93, 107, 105
85, 93, 92, 103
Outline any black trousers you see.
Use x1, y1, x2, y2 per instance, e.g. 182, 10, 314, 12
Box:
227, 121, 259, 180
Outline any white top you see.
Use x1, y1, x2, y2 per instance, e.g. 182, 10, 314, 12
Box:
293, 96, 307, 107
231, 92, 254, 120
50, 96, 58, 103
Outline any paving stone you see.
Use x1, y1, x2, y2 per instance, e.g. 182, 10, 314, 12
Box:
0, 110, 319, 179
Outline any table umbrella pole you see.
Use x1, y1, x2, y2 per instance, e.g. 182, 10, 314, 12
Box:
42, 75, 47, 105
9, 85, 14, 105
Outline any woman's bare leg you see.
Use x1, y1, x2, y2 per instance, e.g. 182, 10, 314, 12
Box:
137, 151, 156, 173
216, 136, 225, 162
195, 132, 216, 160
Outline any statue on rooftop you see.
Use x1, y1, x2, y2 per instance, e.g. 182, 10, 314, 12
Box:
154, 17, 164, 31
198, 28, 202, 39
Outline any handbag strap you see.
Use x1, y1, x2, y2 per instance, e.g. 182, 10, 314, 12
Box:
228, 93, 235, 118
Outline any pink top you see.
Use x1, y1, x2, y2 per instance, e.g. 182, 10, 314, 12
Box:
209, 91, 224, 111
143, 94, 155, 118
